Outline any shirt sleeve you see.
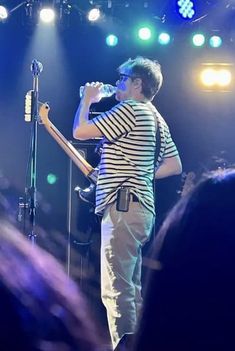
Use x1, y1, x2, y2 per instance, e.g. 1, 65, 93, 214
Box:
163, 127, 179, 158
91, 101, 136, 142
156, 116, 179, 168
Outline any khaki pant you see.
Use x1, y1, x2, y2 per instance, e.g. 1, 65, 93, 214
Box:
101, 199, 154, 350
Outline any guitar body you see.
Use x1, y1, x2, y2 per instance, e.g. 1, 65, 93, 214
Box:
74, 183, 96, 205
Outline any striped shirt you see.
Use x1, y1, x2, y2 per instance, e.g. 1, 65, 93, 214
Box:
92, 100, 178, 215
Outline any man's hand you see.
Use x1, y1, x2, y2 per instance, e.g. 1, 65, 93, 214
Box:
73, 83, 103, 140
81, 82, 104, 104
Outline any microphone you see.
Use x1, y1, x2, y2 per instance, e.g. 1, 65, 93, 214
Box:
30, 59, 43, 76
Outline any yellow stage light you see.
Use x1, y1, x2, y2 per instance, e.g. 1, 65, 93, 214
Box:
198, 63, 233, 92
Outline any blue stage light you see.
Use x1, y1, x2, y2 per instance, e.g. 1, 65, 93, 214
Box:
106, 34, 118, 47
138, 27, 152, 41
192, 33, 205, 47
209, 35, 222, 48
158, 32, 171, 45
177, 0, 195, 19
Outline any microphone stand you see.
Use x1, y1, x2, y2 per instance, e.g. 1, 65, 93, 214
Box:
18, 60, 43, 245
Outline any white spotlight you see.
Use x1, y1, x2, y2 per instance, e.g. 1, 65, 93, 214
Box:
87, 8, 101, 22
200, 68, 217, 87
40, 8, 55, 23
0, 5, 8, 20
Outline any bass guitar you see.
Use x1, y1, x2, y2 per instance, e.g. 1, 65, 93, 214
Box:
38, 102, 97, 204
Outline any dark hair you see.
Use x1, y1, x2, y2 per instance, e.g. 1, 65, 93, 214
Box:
134, 169, 235, 351
0, 220, 103, 351
118, 56, 163, 100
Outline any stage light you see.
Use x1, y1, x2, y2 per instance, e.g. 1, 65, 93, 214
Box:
106, 34, 118, 47
200, 68, 217, 87
58, 0, 71, 24
177, 0, 195, 19
47, 173, 58, 185
209, 35, 222, 48
87, 8, 101, 22
199, 64, 233, 91
217, 69, 232, 87
39, 8, 56, 23
192, 33, 205, 47
158, 32, 171, 45
0, 5, 8, 20
138, 27, 152, 40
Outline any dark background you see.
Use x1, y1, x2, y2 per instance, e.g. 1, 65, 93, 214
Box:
1, 0, 235, 335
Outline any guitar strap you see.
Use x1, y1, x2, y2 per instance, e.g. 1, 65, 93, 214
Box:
145, 102, 164, 216
145, 102, 161, 172
154, 114, 161, 170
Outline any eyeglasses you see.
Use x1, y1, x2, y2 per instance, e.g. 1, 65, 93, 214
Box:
118, 73, 132, 82
118, 73, 140, 82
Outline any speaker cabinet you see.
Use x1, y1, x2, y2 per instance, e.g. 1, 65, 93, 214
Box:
67, 140, 108, 326
67, 139, 100, 281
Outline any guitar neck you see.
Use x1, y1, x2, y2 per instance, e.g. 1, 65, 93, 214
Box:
42, 120, 94, 177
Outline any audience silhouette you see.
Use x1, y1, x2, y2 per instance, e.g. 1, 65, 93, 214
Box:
0, 216, 105, 351
134, 169, 235, 351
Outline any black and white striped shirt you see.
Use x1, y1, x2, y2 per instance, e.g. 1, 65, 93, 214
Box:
92, 100, 178, 215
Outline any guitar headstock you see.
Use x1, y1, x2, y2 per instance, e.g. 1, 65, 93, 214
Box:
24, 91, 50, 125
38, 102, 50, 125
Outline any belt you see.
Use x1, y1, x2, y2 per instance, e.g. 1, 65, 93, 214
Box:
132, 194, 139, 202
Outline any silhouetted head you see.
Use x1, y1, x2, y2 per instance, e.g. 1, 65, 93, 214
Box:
135, 169, 235, 351
0, 220, 103, 351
